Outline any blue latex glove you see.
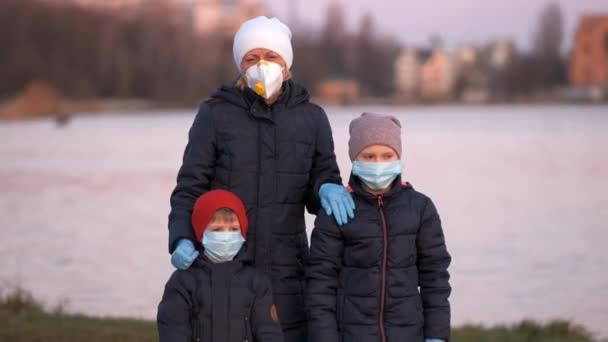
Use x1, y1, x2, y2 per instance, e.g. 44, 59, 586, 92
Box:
319, 183, 355, 226
171, 239, 199, 270
425, 339, 446, 342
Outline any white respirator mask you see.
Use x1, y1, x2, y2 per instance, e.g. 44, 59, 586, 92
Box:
245, 60, 284, 99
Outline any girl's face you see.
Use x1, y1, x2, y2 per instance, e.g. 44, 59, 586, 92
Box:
240, 48, 289, 79
206, 217, 241, 233
355, 145, 399, 163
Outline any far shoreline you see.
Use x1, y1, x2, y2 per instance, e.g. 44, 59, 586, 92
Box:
2, 98, 607, 123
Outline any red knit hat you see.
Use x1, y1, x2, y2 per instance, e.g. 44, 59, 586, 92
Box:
191, 190, 249, 241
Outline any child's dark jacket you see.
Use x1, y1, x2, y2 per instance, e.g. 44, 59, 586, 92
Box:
158, 251, 284, 342
307, 175, 451, 342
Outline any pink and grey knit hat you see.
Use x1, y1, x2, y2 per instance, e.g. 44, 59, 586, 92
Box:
348, 113, 402, 161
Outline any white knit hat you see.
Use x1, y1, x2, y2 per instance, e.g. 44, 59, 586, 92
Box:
233, 16, 293, 71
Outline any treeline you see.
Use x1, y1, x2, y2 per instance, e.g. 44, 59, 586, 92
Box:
0, 0, 400, 103
496, 2, 567, 98
0, 0, 235, 103
292, 4, 402, 98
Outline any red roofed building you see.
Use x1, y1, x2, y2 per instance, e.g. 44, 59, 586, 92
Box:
569, 15, 608, 86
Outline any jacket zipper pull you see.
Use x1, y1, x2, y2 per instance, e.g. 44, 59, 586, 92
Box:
377, 195, 384, 208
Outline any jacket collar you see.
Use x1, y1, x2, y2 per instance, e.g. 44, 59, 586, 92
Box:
210, 79, 311, 121
347, 173, 410, 203
191, 242, 253, 270
243, 81, 292, 121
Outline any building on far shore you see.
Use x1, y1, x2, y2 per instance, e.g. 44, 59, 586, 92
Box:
394, 48, 432, 102
489, 39, 515, 71
316, 78, 361, 105
394, 48, 459, 102
569, 15, 608, 87
394, 39, 517, 104
419, 49, 457, 101
452, 46, 488, 103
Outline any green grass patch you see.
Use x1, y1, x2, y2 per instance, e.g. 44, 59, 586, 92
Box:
0, 288, 157, 342
1, 288, 603, 341
453, 320, 598, 342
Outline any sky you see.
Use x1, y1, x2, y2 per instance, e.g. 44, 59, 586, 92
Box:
264, 0, 608, 52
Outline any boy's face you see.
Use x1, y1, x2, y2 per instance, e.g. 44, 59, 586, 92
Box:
206, 217, 241, 233
356, 145, 399, 163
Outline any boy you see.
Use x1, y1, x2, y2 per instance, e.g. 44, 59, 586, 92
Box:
307, 113, 452, 342
158, 189, 284, 342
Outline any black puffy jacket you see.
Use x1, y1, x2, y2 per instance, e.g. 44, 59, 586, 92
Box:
307, 175, 452, 342
168, 80, 342, 339
157, 252, 283, 342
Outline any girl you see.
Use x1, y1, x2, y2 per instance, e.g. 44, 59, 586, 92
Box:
307, 113, 451, 342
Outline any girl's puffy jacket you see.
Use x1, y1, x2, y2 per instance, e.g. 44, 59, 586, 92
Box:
307, 175, 451, 342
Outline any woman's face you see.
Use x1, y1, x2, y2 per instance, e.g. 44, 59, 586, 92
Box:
240, 48, 289, 79
355, 145, 399, 163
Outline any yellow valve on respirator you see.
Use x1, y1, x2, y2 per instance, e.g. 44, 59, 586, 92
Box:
254, 82, 266, 96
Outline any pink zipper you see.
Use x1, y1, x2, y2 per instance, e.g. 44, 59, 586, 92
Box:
377, 195, 387, 342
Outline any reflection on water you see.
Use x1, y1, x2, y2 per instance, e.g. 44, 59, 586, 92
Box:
1, 105, 607, 337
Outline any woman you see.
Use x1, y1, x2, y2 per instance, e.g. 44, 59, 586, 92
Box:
167, 16, 354, 342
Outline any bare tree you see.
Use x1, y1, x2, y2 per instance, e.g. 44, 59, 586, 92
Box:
354, 12, 399, 97
319, 1, 348, 78
531, 2, 566, 88
354, 12, 376, 95
533, 2, 563, 59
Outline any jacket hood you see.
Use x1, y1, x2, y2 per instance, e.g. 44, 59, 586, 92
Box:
210, 79, 310, 110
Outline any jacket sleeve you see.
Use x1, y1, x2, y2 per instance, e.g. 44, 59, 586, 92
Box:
306, 212, 343, 342
417, 197, 452, 341
157, 272, 195, 342
306, 106, 342, 215
251, 274, 284, 342
168, 103, 217, 253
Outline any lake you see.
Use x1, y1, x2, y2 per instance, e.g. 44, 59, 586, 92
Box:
1, 104, 607, 337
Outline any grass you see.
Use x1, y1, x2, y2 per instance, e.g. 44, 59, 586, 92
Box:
0, 288, 157, 342
0, 288, 603, 342
453, 321, 599, 342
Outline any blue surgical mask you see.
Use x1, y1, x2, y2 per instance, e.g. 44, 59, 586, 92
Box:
202, 231, 245, 263
352, 160, 402, 190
